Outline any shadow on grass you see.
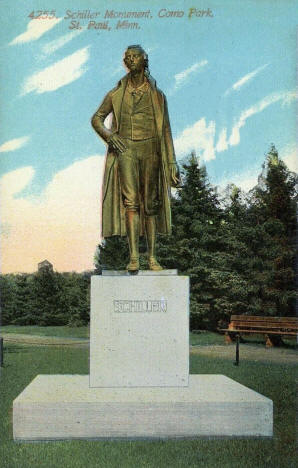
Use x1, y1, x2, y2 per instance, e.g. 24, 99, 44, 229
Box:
244, 339, 296, 350
4, 345, 31, 354
225, 336, 297, 350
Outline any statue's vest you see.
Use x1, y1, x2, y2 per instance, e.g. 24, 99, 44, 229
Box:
119, 86, 156, 141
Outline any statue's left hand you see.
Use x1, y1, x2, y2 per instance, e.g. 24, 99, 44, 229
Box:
169, 163, 180, 187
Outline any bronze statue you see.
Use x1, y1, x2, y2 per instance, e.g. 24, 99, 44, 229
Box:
91, 45, 179, 272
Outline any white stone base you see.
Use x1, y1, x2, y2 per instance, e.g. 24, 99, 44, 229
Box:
90, 275, 189, 387
13, 375, 273, 440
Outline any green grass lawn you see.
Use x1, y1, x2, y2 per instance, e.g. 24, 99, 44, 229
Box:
190, 331, 227, 346
0, 340, 296, 468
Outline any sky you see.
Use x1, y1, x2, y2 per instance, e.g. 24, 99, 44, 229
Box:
0, 0, 297, 273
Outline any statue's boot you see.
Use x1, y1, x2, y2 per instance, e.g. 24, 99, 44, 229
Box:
126, 210, 140, 272
145, 215, 163, 271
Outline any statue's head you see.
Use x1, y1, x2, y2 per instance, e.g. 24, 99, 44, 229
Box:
123, 45, 149, 75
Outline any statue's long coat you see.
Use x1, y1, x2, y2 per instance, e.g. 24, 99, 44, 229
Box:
91, 73, 177, 237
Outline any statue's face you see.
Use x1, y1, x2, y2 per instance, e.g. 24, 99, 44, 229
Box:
124, 48, 145, 73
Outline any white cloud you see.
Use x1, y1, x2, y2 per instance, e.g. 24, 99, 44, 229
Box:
281, 89, 298, 106
9, 18, 62, 45
0, 155, 105, 273
145, 46, 156, 54
216, 143, 297, 193
173, 89, 297, 162
229, 125, 241, 147
215, 128, 228, 152
217, 169, 259, 193
229, 89, 298, 147
225, 64, 268, 95
281, 144, 298, 173
229, 174, 258, 192
174, 118, 216, 161
21, 46, 90, 95
0, 136, 30, 153
0, 166, 35, 198
42, 30, 84, 55
174, 60, 208, 89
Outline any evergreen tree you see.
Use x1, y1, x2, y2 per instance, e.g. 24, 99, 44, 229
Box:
221, 185, 264, 317
12, 274, 35, 325
31, 269, 68, 325
249, 144, 297, 316
0, 274, 18, 325
63, 272, 91, 326
158, 152, 249, 329
95, 236, 129, 271
95, 228, 151, 271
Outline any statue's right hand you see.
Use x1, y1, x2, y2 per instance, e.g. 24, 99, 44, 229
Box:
107, 133, 127, 153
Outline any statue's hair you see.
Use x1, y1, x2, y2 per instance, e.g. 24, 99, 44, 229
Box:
124, 44, 149, 76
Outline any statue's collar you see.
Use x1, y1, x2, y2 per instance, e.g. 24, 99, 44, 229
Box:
118, 73, 156, 89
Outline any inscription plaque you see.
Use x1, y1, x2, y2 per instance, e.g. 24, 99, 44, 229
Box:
114, 300, 167, 313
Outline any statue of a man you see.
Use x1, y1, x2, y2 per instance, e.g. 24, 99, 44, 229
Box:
91, 45, 179, 272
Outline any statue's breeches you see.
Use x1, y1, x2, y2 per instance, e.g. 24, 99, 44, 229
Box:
118, 138, 161, 216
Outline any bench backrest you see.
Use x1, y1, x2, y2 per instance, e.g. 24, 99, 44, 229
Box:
229, 315, 298, 331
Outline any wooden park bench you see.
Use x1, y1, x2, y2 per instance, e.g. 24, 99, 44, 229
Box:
219, 315, 298, 347
0, 337, 3, 367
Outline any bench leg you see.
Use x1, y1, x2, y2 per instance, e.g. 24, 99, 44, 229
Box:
224, 332, 234, 344
265, 335, 274, 347
265, 334, 283, 347
234, 334, 240, 366
0, 338, 3, 367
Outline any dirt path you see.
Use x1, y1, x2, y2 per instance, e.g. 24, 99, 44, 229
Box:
1, 333, 88, 346
190, 344, 298, 365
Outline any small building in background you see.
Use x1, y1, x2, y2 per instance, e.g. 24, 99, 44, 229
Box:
38, 260, 53, 272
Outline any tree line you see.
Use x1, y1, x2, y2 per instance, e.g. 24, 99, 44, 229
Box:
0, 271, 91, 326
1, 145, 296, 330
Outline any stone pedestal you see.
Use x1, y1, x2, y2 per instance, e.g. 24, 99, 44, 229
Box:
90, 274, 189, 387
13, 375, 273, 440
13, 272, 273, 440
